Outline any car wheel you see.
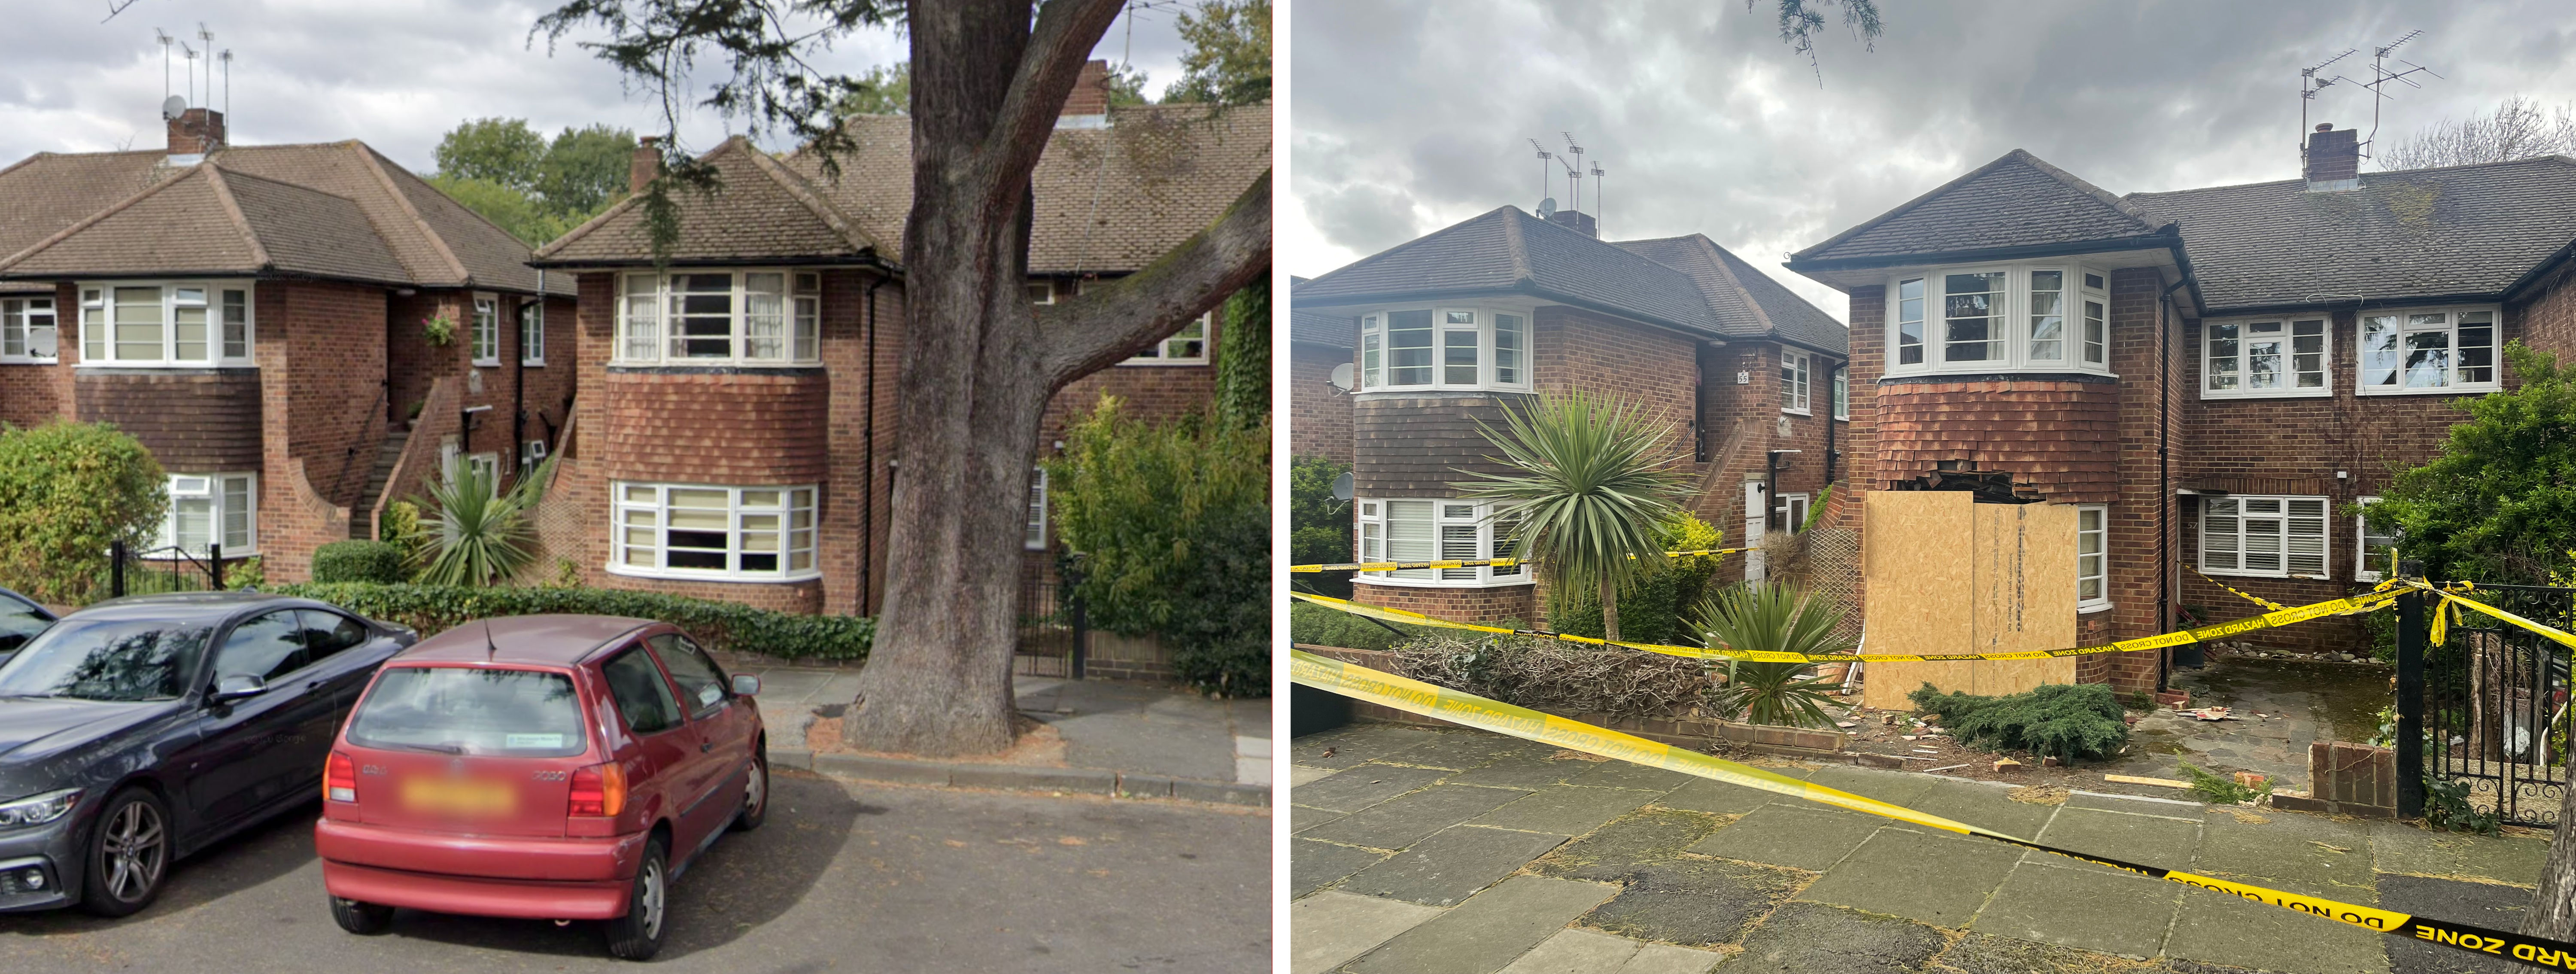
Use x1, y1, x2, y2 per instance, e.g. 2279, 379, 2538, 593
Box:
730, 743, 769, 833
330, 897, 395, 934
603, 835, 668, 961
79, 788, 170, 917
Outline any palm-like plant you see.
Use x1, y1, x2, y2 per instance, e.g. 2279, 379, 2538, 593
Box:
1455, 390, 1690, 641
413, 454, 554, 587
1694, 581, 1852, 729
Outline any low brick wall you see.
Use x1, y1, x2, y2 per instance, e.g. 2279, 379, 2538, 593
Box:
2272, 741, 2396, 818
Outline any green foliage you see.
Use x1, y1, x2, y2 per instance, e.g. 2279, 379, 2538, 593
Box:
0, 422, 167, 604
1213, 279, 1270, 432
413, 457, 551, 587
536, 123, 639, 216
225, 557, 264, 591
836, 62, 912, 116
1549, 512, 1725, 645
420, 312, 456, 346
1164, 0, 1271, 104
1288, 600, 1424, 651
1803, 484, 1832, 532
2177, 760, 2271, 805
1289, 455, 1353, 600
2357, 587, 2399, 663
427, 176, 582, 248
1908, 681, 2129, 762
274, 581, 873, 662
1047, 396, 1269, 696
430, 118, 635, 245
1693, 581, 1850, 728
380, 499, 424, 546
312, 540, 412, 584
2372, 342, 2576, 584
1104, 63, 1152, 107
2424, 776, 2505, 835
1454, 390, 1691, 641
435, 118, 548, 189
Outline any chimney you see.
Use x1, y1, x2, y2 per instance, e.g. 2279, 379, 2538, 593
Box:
629, 136, 661, 195
166, 107, 225, 162
1545, 208, 1598, 237
2305, 123, 2360, 192
1057, 59, 1111, 130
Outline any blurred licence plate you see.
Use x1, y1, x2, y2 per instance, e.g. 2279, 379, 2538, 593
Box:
400, 777, 517, 817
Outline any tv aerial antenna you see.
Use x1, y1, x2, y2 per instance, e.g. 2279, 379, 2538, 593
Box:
1529, 138, 1555, 216
154, 28, 173, 105
2298, 47, 2356, 153
2359, 30, 2441, 159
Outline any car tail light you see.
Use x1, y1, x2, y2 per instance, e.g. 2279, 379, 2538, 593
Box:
569, 762, 627, 818
325, 752, 358, 803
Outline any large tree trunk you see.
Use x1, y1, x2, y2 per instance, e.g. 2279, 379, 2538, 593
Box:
1601, 575, 1621, 643
842, 0, 1268, 756
2524, 764, 2576, 938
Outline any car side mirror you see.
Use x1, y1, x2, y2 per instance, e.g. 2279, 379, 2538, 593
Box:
210, 674, 267, 703
732, 674, 760, 697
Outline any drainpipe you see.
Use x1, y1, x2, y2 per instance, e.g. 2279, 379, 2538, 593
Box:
2156, 275, 2189, 692
860, 276, 882, 615
1823, 358, 1841, 484
514, 272, 533, 482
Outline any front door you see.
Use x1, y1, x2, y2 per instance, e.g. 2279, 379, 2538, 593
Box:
1743, 481, 1768, 582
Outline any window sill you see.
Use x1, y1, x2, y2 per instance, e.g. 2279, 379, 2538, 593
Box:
2355, 572, 2387, 583
2356, 384, 2500, 397
603, 563, 822, 584
1352, 575, 1536, 589
0, 358, 58, 365
73, 362, 256, 371
145, 549, 258, 561
1353, 387, 1536, 399
2197, 568, 2330, 581
1116, 359, 1209, 367
2201, 388, 2333, 401
606, 363, 826, 374
520, 359, 546, 368
1878, 369, 2117, 384
2078, 602, 2114, 615
1781, 407, 1811, 417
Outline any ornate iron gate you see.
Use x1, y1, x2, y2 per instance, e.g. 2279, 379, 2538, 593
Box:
1012, 548, 1087, 679
2415, 582, 2575, 826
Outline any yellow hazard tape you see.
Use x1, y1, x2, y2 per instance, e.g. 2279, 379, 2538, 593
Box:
2413, 581, 2576, 651
2194, 569, 2287, 612
1291, 648, 2576, 971
1289, 548, 1746, 574
1289, 587, 2401, 664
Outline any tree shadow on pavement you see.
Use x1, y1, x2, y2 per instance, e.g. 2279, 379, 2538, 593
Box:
0, 797, 329, 935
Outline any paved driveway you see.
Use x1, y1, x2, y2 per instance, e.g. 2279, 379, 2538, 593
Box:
0, 769, 1270, 972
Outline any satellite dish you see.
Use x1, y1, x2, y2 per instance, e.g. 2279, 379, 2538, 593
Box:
1536, 197, 1558, 219
1328, 362, 1356, 392
161, 95, 187, 120
1331, 472, 1355, 502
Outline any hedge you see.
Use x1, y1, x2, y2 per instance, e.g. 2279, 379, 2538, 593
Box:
274, 582, 873, 662
311, 540, 410, 584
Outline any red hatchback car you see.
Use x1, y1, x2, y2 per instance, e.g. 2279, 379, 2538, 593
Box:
313, 615, 767, 960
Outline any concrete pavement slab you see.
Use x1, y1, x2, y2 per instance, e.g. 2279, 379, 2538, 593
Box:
2162, 878, 2390, 974
1623, 944, 1723, 974
1716, 901, 1947, 974
745, 668, 834, 700
1295, 764, 1450, 813
1297, 725, 1444, 769
1293, 765, 1337, 787
1343, 876, 1620, 974
2192, 810, 2376, 892
2029, 807, 2201, 875
1656, 766, 1813, 815
1686, 802, 1884, 871
1527, 807, 1733, 882
2379, 874, 2528, 974
1470, 785, 1665, 836
1577, 855, 1807, 947
1449, 755, 1601, 790
1296, 838, 1396, 896
1566, 759, 1694, 791
1494, 928, 1642, 973
1806, 763, 1941, 807
1339, 825, 1572, 906
1300, 784, 1534, 850
1295, 805, 1350, 834
1928, 932, 2177, 974
2367, 821, 2550, 887
2066, 789, 2208, 819
1797, 826, 2022, 927
1385, 731, 1552, 771
1291, 891, 1448, 974
1905, 779, 2056, 837
1970, 859, 2184, 958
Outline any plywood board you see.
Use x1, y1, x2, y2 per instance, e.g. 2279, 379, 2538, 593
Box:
1860, 491, 1973, 709
1967, 502, 2077, 696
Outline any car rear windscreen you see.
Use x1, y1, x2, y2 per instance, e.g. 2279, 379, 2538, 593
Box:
347, 667, 588, 758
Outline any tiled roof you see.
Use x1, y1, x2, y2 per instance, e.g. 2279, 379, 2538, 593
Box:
1294, 206, 1725, 337
535, 136, 876, 265
1792, 149, 2164, 267
1290, 306, 1354, 348
0, 150, 171, 293
2125, 155, 2576, 311
1612, 234, 1849, 355
0, 164, 406, 284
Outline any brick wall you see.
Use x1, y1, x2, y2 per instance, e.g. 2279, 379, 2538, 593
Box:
1350, 579, 1537, 627
275, 281, 389, 513
1872, 379, 2118, 499
0, 284, 69, 425
1289, 341, 1352, 464
2520, 260, 2576, 363
73, 370, 263, 469
596, 371, 831, 484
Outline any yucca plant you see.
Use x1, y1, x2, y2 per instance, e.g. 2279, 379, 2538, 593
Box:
1693, 581, 1851, 729
1454, 391, 1689, 641
413, 454, 554, 587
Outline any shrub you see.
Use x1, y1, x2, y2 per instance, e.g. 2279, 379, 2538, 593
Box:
1908, 681, 2129, 762
415, 456, 550, 586
274, 581, 873, 662
1047, 396, 1269, 696
0, 422, 167, 604
1289, 455, 1353, 600
2372, 342, 2576, 584
1289, 600, 1427, 651
1546, 512, 1725, 645
1387, 632, 1707, 719
313, 540, 411, 584
1693, 581, 1851, 729
380, 499, 424, 546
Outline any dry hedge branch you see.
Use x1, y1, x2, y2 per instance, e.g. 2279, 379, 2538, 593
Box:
1386, 633, 1710, 719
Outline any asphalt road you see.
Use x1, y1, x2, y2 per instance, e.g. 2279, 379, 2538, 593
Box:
0, 769, 1271, 972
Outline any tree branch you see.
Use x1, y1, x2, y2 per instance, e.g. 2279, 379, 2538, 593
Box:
1039, 170, 1270, 386
973, 0, 1130, 213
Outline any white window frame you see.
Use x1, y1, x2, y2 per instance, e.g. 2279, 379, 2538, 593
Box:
1831, 364, 1849, 420
471, 293, 501, 366
2357, 305, 2502, 396
1025, 468, 1049, 551
2076, 504, 2111, 613
2202, 317, 2330, 399
1027, 280, 1057, 305
1123, 310, 1210, 366
1352, 497, 1530, 587
2199, 494, 2330, 579
1781, 350, 1812, 414
1354, 304, 1537, 394
157, 472, 256, 558
614, 270, 823, 366
519, 438, 549, 475
465, 452, 503, 496
76, 280, 255, 368
519, 298, 545, 366
1772, 493, 1811, 536
1884, 265, 2113, 378
2353, 496, 2398, 582
609, 482, 820, 582
1, 295, 58, 363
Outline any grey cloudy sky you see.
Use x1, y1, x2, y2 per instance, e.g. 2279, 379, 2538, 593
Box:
1288, 0, 2576, 321
0, 0, 1193, 178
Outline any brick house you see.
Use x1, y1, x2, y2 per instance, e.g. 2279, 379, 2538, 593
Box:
1784, 129, 2576, 691
525, 62, 1268, 619
0, 104, 573, 582
1290, 203, 1851, 626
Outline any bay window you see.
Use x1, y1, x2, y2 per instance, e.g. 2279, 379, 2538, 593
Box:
615, 270, 821, 365
611, 483, 818, 581
0, 296, 55, 362
2359, 307, 2498, 394
1781, 350, 1811, 414
2200, 494, 2328, 579
1886, 265, 2111, 377
2076, 504, 2109, 612
159, 473, 255, 558
1353, 498, 1528, 586
79, 282, 253, 366
1355, 306, 1535, 393
2205, 318, 2327, 398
